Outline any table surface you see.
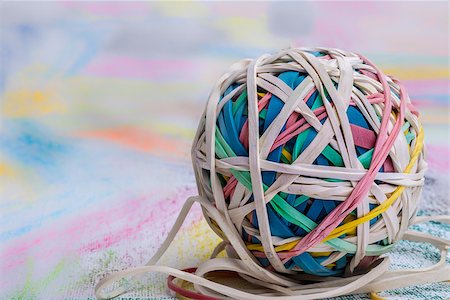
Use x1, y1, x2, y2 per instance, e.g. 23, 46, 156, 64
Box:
1, 2, 449, 299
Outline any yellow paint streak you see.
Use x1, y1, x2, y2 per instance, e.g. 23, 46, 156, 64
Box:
0, 162, 15, 177
2, 90, 65, 117
154, 1, 207, 17
158, 217, 223, 270
383, 67, 449, 80
216, 16, 268, 45
421, 113, 450, 125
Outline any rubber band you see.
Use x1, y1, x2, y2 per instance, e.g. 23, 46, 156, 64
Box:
370, 292, 386, 300
95, 47, 448, 300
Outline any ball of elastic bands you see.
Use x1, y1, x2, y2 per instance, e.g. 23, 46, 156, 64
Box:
95, 47, 450, 300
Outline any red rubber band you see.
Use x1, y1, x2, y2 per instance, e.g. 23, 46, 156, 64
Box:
167, 268, 220, 300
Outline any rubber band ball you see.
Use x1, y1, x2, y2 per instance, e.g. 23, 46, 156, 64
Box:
191, 47, 426, 278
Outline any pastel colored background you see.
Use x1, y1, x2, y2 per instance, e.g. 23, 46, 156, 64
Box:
0, 2, 449, 299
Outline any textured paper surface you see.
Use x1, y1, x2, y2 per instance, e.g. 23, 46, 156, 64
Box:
1, 2, 449, 299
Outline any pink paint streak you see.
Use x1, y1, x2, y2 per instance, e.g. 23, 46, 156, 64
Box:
427, 145, 450, 172
0, 187, 200, 271
84, 56, 194, 79
404, 79, 449, 95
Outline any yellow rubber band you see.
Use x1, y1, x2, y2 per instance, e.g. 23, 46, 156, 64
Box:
323, 127, 424, 242
246, 127, 424, 252
322, 128, 424, 242
282, 148, 292, 162
370, 291, 386, 300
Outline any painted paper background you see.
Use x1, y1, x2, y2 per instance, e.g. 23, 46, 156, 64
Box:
1, 2, 449, 299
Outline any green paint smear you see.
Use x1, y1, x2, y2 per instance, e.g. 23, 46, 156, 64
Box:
12, 258, 65, 300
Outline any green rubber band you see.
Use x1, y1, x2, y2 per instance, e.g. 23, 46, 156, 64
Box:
232, 90, 248, 115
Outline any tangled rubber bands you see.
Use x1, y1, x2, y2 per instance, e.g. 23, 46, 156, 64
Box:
96, 47, 450, 299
